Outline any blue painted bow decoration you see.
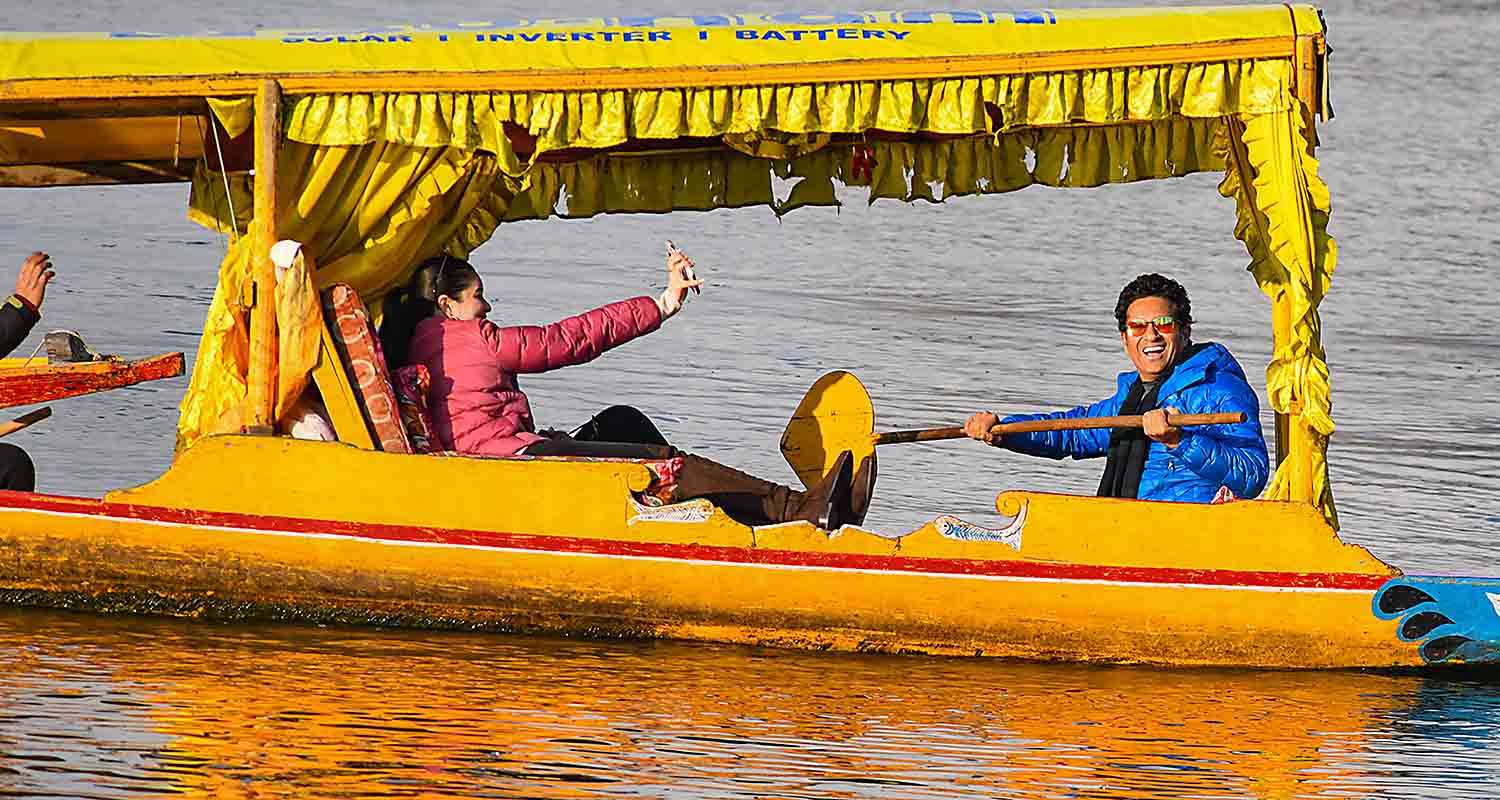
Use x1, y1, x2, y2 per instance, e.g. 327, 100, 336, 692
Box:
1373, 577, 1500, 665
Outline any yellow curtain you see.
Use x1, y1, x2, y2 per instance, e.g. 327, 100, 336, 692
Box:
1217, 98, 1338, 528
176, 140, 504, 450
196, 63, 1276, 255
450, 117, 1222, 241
187, 161, 253, 236
263, 63, 1253, 260
281, 59, 1293, 162
274, 246, 322, 421
206, 97, 255, 139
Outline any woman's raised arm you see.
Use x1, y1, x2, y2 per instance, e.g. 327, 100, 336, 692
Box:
484, 246, 705, 374
481, 296, 660, 374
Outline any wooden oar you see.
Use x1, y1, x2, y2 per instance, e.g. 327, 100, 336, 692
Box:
780, 370, 1244, 492
877, 412, 1246, 444
0, 407, 51, 438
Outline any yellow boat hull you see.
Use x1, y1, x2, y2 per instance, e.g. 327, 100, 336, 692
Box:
0, 435, 1483, 669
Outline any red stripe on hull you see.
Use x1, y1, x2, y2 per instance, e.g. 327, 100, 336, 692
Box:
0, 490, 1390, 591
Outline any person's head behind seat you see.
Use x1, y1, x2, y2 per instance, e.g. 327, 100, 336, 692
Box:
1114, 273, 1194, 383
379, 254, 485, 367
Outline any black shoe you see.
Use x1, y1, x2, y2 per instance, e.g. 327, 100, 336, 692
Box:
845, 452, 877, 527
790, 450, 854, 530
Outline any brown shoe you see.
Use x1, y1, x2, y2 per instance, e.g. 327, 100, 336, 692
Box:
844, 452, 877, 527
785, 450, 854, 530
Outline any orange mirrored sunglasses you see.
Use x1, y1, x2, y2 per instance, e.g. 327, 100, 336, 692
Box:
1124, 315, 1178, 337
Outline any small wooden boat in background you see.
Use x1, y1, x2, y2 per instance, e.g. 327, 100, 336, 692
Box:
0, 352, 185, 409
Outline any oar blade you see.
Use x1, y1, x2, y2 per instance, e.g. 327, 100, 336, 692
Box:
779, 370, 875, 490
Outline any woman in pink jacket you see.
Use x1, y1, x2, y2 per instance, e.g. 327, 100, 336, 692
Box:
380, 250, 861, 530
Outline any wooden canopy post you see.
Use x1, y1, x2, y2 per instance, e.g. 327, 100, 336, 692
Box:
245, 80, 281, 433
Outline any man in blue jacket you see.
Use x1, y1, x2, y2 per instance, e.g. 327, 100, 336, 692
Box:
963, 273, 1268, 503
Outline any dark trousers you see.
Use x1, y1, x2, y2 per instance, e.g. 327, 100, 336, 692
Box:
0, 443, 35, 492
524, 406, 674, 459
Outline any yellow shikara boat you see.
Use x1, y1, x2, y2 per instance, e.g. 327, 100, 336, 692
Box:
2, 6, 1496, 669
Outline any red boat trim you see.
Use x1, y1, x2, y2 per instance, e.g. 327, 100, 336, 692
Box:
0, 491, 1391, 591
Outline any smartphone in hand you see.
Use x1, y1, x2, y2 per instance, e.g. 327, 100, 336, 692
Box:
665, 240, 701, 295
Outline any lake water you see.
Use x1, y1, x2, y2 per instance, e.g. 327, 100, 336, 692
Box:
2, 0, 1498, 796
6, 606, 1500, 799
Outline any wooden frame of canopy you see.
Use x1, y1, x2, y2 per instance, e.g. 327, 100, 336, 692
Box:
0, 7, 1334, 513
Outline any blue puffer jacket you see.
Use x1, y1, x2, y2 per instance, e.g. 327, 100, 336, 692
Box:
998, 342, 1269, 502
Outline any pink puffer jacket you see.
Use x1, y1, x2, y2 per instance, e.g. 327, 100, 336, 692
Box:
407, 296, 662, 456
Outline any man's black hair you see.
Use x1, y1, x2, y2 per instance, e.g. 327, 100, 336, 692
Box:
1114, 273, 1193, 332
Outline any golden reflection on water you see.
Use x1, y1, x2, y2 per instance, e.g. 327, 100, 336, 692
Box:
2, 608, 1496, 799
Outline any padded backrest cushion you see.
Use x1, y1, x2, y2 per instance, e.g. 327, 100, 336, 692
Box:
321, 283, 413, 454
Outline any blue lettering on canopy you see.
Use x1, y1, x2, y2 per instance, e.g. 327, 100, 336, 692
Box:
893, 11, 985, 24
1010, 11, 1053, 24
735, 28, 911, 41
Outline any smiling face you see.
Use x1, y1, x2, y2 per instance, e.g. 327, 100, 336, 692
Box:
437, 277, 492, 322
1120, 295, 1189, 382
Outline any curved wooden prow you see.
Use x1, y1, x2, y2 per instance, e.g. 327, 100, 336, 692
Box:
0, 352, 185, 410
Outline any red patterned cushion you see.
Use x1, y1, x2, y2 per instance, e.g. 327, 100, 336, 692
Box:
392, 364, 437, 455
322, 283, 412, 454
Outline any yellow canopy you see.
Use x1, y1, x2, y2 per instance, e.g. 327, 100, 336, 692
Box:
1, 6, 1324, 174
3, 7, 1314, 88
0, 5, 1339, 525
